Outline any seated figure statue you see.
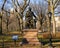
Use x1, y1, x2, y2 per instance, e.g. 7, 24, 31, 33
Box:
25, 7, 37, 29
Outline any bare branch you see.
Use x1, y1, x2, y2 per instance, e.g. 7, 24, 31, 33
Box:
53, 0, 58, 5
1, 0, 7, 10
15, 0, 23, 11
21, 0, 30, 13
11, 0, 30, 16
54, 0, 60, 9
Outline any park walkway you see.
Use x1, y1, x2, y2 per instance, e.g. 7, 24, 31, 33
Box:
23, 29, 40, 44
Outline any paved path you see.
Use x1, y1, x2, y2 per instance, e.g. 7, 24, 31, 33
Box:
23, 29, 40, 44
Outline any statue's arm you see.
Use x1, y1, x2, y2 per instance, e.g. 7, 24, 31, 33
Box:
32, 12, 38, 21
32, 12, 36, 18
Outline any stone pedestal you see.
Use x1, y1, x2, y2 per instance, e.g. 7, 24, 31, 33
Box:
23, 29, 40, 44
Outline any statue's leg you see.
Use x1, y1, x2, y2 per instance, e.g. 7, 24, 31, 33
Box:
27, 22, 30, 29
34, 19, 36, 29
25, 18, 30, 29
25, 19, 28, 29
25, 22, 27, 29
30, 20, 34, 29
29, 20, 31, 29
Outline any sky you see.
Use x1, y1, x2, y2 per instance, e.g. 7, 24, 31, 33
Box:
0, 0, 60, 16
0, 0, 45, 9
0, 0, 13, 10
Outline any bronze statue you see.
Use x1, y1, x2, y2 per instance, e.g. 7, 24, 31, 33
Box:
25, 7, 37, 29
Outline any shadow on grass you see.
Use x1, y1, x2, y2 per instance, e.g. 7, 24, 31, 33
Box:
38, 38, 60, 45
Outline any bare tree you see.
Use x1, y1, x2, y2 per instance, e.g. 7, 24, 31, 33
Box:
30, 0, 48, 32
48, 0, 60, 35
0, 0, 7, 34
11, 0, 30, 33
44, 0, 60, 35
0, 0, 30, 34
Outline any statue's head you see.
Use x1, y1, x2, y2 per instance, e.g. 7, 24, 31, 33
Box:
29, 7, 31, 11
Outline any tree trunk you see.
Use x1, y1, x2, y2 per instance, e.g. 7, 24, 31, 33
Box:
0, 13, 2, 35
48, 0, 56, 35
51, 1, 56, 35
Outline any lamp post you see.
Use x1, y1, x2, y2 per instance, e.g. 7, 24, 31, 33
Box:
2, 36, 4, 48
48, 12, 53, 48
12, 35, 18, 48
48, 12, 52, 29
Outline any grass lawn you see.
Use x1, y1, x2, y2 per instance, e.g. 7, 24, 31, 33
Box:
0, 31, 60, 48
0, 35, 23, 42
0, 32, 60, 44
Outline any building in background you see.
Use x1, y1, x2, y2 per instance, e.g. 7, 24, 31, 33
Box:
55, 16, 60, 32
